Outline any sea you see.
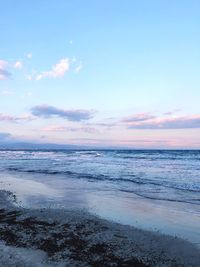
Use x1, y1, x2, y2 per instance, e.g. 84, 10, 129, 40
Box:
0, 149, 199, 245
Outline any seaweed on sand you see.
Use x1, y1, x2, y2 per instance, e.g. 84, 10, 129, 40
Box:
0, 209, 148, 267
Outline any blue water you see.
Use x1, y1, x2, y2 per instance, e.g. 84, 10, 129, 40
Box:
0, 149, 200, 244
0, 150, 199, 204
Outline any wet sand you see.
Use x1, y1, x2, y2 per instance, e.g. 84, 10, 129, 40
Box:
0, 190, 200, 267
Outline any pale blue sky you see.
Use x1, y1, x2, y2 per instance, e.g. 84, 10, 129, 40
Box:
0, 1, 200, 148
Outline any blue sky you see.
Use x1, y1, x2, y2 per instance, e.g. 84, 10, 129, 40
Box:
0, 0, 200, 148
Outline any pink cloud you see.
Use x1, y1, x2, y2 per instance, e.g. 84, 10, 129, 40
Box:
123, 114, 200, 129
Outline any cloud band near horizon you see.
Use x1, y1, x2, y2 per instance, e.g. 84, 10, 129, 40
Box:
122, 114, 200, 129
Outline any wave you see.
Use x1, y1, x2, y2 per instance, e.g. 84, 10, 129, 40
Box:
6, 167, 74, 176
74, 151, 102, 157
119, 189, 200, 205
6, 167, 200, 193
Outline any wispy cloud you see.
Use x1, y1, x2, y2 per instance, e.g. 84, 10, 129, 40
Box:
0, 114, 18, 122
31, 105, 95, 121
0, 60, 11, 80
26, 53, 32, 59
75, 61, 83, 73
1, 90, 14, 96
163, 109, 181, 116
43, 125, 98, 134
0, 113, 34, 123
36, 58, 70, 80
122, 113, 156, 123
25, 74, 33, 81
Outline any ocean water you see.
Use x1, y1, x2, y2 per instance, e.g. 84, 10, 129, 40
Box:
0, 149, 200, 244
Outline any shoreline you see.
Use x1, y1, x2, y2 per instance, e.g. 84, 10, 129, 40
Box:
0, 190, 199, 267
1, 169, 199, 246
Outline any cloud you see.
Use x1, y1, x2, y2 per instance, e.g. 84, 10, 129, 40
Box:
26, 91, 33, 97
122, 113, 156, 123
27, 53, 32, 59
163, 109, 181, 116
43, 125, 98, 134
124, 114, 200, 129
0, 113, 34, 123
0, 60, 7, 68
14, 61, 23, 69
25, 74, 33, 81
0, 69, 11, 80
36, 58, 70, 80
1, 90, 14, 96
75, 61, 83, 73
0, 113, 18, 122
31, 105, 95, 121
0, 60, 11, 80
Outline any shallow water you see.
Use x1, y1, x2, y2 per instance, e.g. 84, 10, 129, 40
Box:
0, 149, 199, 245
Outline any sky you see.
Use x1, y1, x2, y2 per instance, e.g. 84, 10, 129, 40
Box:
0, 0, 200, 148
